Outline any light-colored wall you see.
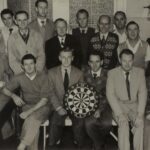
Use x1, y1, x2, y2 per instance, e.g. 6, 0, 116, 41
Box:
0, 0, 7, 27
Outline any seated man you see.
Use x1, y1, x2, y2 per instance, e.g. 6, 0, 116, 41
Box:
106, 49, 147, 150
1, 54, 53, 150
47, 48, 84, 148
83, 51, 112, 150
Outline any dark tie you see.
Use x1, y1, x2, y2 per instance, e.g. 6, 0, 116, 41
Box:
101, 35, 106, 47
93, 73, 97, 79
64, 69, 69, 92
125, 72, 131, 100
81, 29, 85, 34
9, 28, 13, 35
41, 21, 45, 27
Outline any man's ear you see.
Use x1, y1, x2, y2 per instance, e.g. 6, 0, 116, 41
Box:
58, 56, 61, 62
14, 19, 18, 25
21, 64, 24, 70
100, 60, 103, 66
71, 56, 74, 61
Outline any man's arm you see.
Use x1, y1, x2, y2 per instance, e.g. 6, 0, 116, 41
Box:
106, 71, 123, 117
20, 97, 48, 119
35, 33, 45, 72
137, 69, 147, 117
7, 36, 23, 74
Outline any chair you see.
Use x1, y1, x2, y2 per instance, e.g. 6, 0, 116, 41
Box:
41, 120, 49, 150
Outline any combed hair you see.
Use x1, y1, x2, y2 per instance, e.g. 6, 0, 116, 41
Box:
59, 47, 74, 56
14, 10, 29, 19
119, 49, 134, 59
126, 21, 139, 30
1, 9, 14, 18
76, 9, 89, 18
35, 0, 48, 7
21, 54, 36, 65
98, 15, 111, 24
88, 50, 104, 61
54, 18, 67, 26
114, 11, 127, 20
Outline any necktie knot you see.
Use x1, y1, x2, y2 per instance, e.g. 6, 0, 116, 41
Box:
81, 29, 85, 34
9, 28, 13, 34
93, 73, 97, 79
41, 21, 45, 26
125, 72, 129, 78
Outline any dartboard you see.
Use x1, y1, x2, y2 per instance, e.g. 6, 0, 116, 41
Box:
64, 82, 99, 118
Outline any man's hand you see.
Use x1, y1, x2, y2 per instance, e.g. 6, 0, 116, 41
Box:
57, 108, 67, 116
11, 94, 25, 107
94, 109, 101, 118
0, 81, 5, 89
134, 115, 144, 128
20, 110, 32, 119
117, 114, 128, 126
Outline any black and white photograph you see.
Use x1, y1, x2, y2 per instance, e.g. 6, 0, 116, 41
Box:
0, 0, 150, 150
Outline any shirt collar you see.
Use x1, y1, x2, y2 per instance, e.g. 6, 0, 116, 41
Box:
126, 39, 142, 53
37, 18, 47, 26
100, 32, 108, 40
58, 36, 66, 42
25, 72, 37, 80
19, 28, 29, 36
80, 27, 88, 33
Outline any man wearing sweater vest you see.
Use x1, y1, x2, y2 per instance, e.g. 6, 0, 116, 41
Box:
118, 21, 150, 69
8, 11, 45, 75
89, 15, 119, 70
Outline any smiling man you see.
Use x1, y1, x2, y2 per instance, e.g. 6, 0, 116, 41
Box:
118, 21, 150, 69
106, 49, 147, 150
8, 11, 45, 75
1, 54, 53, 150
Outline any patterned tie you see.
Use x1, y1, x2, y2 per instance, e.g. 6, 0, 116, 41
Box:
64, 69, 69, 92
61, 38, 65, 48
101, 35, 106, 48
125, 72, 131, 100
9, 28, 13, 35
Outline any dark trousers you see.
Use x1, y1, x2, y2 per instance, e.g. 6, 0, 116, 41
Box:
49, 112, 86, 147
85, 105, 112, 150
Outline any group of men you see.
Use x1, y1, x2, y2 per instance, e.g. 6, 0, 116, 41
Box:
0, 0, 150, 150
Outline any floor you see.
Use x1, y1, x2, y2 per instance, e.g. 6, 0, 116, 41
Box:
0, 127, 118, 150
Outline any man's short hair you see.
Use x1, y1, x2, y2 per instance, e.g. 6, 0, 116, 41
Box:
88, 51, 104, 61
114, 11, 127, 20
1, 9, 14, 19
14, 11, 29, 20
76, 9, 89, 18
35, 0, 48, 7
59, 47, 74, 56
119, 49, 134, 59
98, 15, 111, 24
54, 18, 67, 26
126, 21, 139, 30
21, 54, 36, 65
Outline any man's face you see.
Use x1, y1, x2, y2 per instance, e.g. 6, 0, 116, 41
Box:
120, 54, 133, 72
59, 51, 74, 68
36, 2, 48, 18
126, 24, 139, 40
114, 13, 126, 30
22, 59, 36, 75
98, 16, 110, 34
56, 21, 67, 37
77, 13, 88, 28
2, 14, 13, 28
15, 13, 28, 30
88, 55, 102, 72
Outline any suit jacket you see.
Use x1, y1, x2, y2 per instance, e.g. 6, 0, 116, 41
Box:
83, 67, 108, 112
48, 65, 83, 110
7, 29, 45, 75
106, 66, 147, 116
45, 34, 82, 69
89, 32, 119, 70
72, 27, 95, 65
29, 19, 55, 42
